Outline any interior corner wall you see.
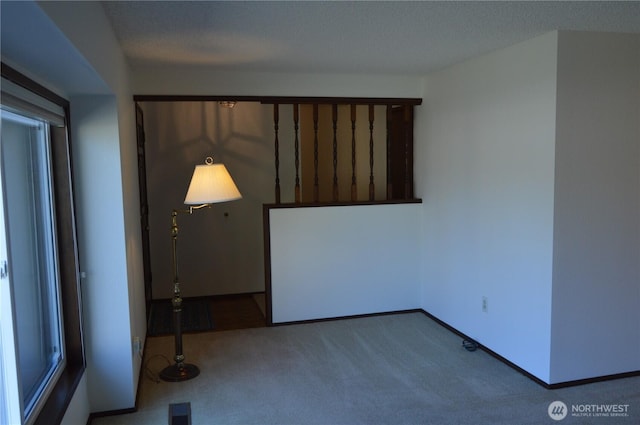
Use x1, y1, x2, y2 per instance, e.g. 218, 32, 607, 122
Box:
416, 32, 559, 382
550, 32, 640, 383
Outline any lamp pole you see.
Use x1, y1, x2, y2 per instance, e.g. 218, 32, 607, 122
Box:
160, 205, 209, 382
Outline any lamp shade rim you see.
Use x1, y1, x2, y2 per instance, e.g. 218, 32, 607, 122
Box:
184, 193, 242, 205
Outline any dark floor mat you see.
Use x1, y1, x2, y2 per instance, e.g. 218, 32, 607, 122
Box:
148, 298, 213, 336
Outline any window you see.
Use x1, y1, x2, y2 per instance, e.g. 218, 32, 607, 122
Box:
1, 64, 84, 425
2, 108, 65, 421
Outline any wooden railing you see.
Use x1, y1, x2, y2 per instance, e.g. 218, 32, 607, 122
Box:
131, 95, 421, 205
261, 98, 421, 204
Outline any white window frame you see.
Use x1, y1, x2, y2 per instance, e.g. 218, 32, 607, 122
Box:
1, 79, 68, 425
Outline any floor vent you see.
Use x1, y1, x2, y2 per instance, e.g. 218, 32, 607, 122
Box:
169, 402, 191, 425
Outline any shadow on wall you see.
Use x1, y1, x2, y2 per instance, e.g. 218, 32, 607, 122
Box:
140, 101, 288, 299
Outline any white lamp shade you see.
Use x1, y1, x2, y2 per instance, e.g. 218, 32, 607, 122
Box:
184, 163, 242, 204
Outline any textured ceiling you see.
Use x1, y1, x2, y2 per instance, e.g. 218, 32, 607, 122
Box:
101, 1, 640, 76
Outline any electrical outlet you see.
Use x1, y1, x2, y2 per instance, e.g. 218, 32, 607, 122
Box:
482, 296, 488, 313
132, 336, 142, 356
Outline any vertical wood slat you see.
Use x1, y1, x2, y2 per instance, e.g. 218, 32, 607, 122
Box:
267, 100, 416, 205
273, 104, 281, 204
313, 104, 319, 202
332, 104, 339, 201
293, 103, 300, 203
368, 104, 375, 201
386, 105, 392, 199
350, 104, 357, 201
403, 105, 413, 199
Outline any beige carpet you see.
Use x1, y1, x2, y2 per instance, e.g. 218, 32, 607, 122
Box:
92, 312, 639, 424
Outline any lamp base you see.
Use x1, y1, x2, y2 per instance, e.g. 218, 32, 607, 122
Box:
159, 363, 200, 382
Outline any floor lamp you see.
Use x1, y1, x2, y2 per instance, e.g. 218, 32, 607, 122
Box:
160, 156, 242, 382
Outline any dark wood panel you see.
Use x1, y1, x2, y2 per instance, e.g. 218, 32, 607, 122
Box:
135, 103, 153, 316
133, 94, 422, 106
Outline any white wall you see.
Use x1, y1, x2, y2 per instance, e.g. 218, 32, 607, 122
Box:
550, 32, 640, 383
131, 66, 424, 99
269, 203, 421, 323
418, 30, 640, 385
416, 32, 559, 382
35, 0, 145, 417
70, 96, 134, 411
